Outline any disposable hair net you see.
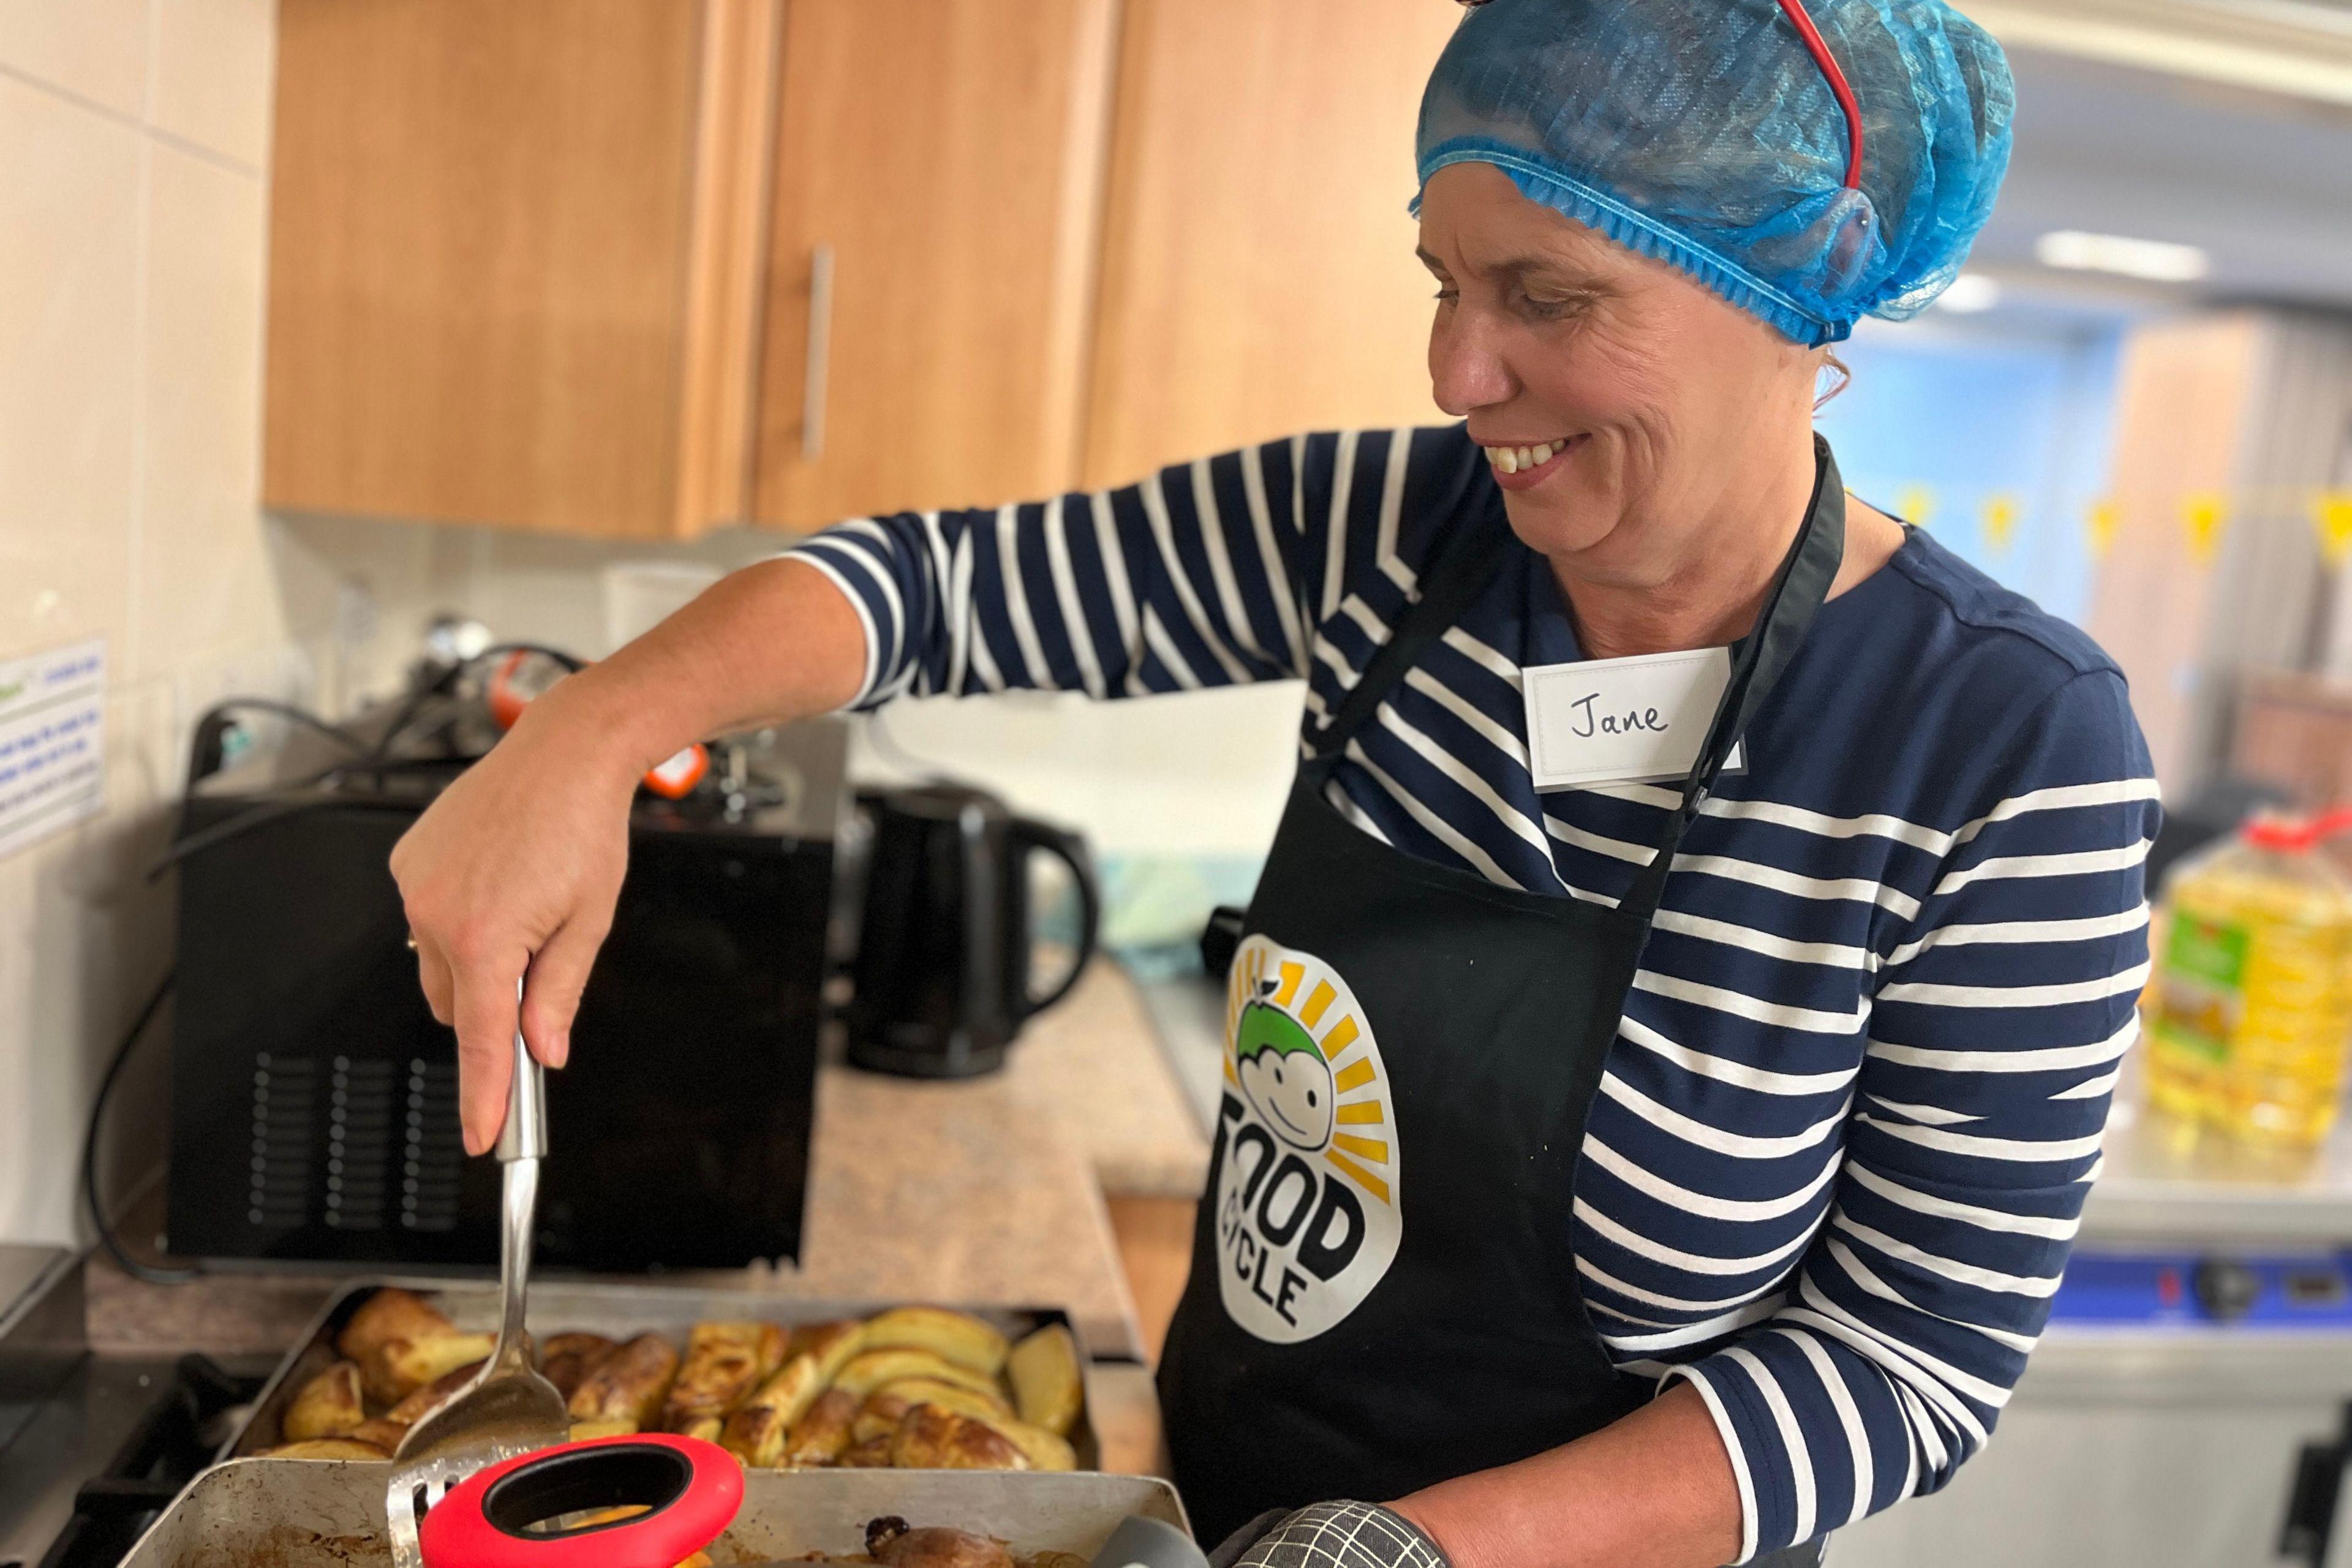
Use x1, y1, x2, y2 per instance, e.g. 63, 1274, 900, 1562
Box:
1412, 0, 2015, 345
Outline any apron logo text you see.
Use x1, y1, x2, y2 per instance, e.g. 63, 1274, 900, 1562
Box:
1213, 937, 1402, 1343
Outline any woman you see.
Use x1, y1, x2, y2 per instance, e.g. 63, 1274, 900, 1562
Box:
391, 3, 2157, 1565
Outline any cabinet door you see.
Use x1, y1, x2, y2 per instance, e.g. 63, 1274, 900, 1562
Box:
1082, 0, 1460, 488
753, 0, 1118, 530
265, 0, 778, 538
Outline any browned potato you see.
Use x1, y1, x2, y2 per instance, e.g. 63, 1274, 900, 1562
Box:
570, 1418, 640, 1441
890, 1405, 1029, 1471
789, 1319, 867, 1382
661, 1321, 786, 1431
860, 1308, 1008, 1376
875, 1376, 1011, 1423
385, 1359, 486, 1426
334, 1287, 454, 1363
350, 1418, 410, 1452
568, 1333, 680, 1427
989, 1416, 1077, 1472
1007, 1325, 1082, 1437
837, 1433, 896, 1468
263, 1437, 390, 1460
868, 1520, 1014, 1568
540, 1333, 620, 1401
720, 1351, 831, 1467
783, 1387, 859, 1467
851, 1392, 915, 1446
361, 1332, 497, 1405
833, 1349, 1001, 1401
281, 1360, 365, 1441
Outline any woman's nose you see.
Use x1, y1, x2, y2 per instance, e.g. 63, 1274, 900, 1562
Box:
1427, 310, 1517, 418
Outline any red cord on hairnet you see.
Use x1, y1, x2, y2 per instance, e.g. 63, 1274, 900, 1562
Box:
1774, 0, 1866, 190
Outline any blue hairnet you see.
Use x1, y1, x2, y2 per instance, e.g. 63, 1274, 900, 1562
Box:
1412, 0, 2015, 345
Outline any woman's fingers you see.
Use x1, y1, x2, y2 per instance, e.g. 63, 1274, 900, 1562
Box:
416, 939, 456, 1027
450, 951, 526, 1155
522, 910, 612, 1071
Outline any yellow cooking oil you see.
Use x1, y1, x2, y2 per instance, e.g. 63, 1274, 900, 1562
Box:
2145, 811, 2352, 1147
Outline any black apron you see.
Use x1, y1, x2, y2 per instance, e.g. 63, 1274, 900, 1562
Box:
1158, 440, 1848, 1564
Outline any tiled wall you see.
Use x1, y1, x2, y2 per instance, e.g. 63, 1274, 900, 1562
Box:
0, 0, 296, 1244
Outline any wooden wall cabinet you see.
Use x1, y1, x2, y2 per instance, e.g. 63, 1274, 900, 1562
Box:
265, 0, 1114, 540
263, 0, 1453, 538
1082, 0, 1459, 488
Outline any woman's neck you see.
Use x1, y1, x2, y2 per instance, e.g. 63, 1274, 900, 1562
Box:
1550, 440, 1900, 662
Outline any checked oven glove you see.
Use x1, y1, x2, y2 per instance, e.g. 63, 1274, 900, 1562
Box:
1208, 1503, 1451, 1568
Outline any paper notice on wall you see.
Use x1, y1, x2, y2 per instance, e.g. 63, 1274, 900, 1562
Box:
0, 638, 105, 861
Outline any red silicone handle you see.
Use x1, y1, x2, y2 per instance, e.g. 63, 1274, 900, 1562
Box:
417, 1433, 742, 1568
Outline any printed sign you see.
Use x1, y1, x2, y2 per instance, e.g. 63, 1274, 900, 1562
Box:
1523, 646, 1741, 791
1212, 935, 1401, 1343
0, 639, 106, 860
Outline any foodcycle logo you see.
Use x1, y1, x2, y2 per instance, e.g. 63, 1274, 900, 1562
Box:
1213, 935, 1402, 1343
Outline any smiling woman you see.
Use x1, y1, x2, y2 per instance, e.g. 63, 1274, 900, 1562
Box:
384, 4, 2150, 1567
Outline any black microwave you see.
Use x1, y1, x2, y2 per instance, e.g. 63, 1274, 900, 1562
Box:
163, 715, 846, 1273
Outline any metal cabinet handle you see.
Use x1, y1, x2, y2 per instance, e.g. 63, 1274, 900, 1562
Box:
802, 243, 835, 462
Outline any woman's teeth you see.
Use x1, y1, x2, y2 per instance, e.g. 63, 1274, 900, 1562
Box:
1486, 440, 1564, 475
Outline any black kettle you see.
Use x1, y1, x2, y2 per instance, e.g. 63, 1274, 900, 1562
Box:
845, 784, 1101, 1079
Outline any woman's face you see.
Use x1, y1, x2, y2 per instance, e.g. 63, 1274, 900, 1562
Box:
1417, 162, 1822, 585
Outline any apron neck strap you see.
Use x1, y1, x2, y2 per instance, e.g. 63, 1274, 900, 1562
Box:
1307, 502, 1514, 763
1615, 436, 1847, 925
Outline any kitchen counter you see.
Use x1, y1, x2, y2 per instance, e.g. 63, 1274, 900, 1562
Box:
81, 961, 1204, 1474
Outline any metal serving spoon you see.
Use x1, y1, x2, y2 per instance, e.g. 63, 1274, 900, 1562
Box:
385, 981, 570, 1567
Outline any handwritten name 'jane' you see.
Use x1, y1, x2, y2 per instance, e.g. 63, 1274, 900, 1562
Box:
1569, 693, 1669, 739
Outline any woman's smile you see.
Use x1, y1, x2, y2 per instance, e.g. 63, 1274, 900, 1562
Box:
1478, 433, 1585, 489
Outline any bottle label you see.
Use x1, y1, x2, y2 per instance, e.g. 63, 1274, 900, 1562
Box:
2151, 913, 2249, 1064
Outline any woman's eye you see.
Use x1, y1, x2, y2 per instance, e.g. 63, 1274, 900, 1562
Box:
1432, 288, 1459, 303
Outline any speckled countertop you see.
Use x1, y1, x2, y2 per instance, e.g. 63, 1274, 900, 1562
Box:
81, 961, 1203, 1472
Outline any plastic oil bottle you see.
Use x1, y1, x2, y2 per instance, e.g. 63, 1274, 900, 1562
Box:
2145, 809, 2352, 1147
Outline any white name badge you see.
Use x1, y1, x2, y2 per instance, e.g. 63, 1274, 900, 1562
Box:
1523, 646, 1743, 791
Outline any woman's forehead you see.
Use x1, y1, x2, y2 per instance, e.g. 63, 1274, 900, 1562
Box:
1417, 164, 1642, 282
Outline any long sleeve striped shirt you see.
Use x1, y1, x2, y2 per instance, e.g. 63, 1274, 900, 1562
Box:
787, 424, 2159, 1562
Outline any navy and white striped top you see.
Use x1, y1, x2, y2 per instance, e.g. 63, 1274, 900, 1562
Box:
788, 424, 2158, 1562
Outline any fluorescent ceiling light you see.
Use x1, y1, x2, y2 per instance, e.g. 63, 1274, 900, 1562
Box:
2035, 230, 2212, 283
1936, 274, 2003, 313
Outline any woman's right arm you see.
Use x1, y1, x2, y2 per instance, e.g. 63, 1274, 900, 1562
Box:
394, 433, 1368, 1153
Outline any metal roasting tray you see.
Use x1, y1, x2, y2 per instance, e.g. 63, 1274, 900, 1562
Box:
222, 1278, 1104, 1469
121, 1460, 1189, 1567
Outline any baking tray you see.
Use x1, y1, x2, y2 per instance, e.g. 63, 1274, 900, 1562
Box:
224, 1279, 1104, 1468
122, 1460, 1188, 1567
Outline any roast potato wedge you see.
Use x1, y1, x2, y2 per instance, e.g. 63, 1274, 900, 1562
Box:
263, 1437, 390, 1460
1007, 1325, 1082, 1437
281, 1360, 365, 1441
334, 1287, 453, 1364
838, 1433, 896, 1468
540, 1333, 620, 1401
860, 1308, 1008, 1376
989, 1416, 1077, 1472
851, 1392, 915, 1446
384, 1359, 486, 1427
662, 1321, 787, 1431
361, 1332, 497, 1405
570, 1418, 641, 1441
833, 1348, 1002, 1402
890, 1404, 1029, 1471
875, 1376, 1011, 1423
350, 1418, 410, 1452
568, 1333, 680, 1428
783, 1387, 860, 1467
788, 1319, 867, 1382
720, 1350, 832, 1467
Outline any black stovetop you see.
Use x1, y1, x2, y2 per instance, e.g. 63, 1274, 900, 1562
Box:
0, 1349, 274, 1568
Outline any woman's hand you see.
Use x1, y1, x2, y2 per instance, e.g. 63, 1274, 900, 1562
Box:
388, 557, 869, 1156
390, 676, 646, 1155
